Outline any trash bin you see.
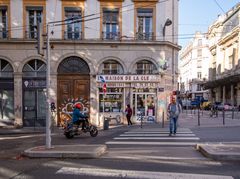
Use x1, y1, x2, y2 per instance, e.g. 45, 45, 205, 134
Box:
103, 117, 109, 130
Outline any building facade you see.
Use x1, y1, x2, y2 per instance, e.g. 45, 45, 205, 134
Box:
0, 0, 180, 127
205, 3, 240, 106
179, 32, 210, 101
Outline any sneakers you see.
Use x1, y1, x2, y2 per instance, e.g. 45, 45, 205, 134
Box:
169, 133, 172, 136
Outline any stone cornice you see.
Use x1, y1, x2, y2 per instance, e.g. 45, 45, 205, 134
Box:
218, 27, 239, 46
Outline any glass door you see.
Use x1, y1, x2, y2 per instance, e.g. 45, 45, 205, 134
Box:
36, 89, 46, 125
23, 89, 46, 127
133, 93, 156, 122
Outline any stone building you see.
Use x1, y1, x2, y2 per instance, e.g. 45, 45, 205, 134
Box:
0, 0, 180, 127
205, 3, 240, 106
179, 32, 210, 101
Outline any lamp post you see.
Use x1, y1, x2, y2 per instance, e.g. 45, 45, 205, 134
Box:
45, 23, 51, 149
162, 18, 172, 39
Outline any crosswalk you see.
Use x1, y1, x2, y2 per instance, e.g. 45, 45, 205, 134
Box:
106, 128, 200, 146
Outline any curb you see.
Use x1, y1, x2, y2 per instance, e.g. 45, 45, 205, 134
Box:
196, 144, 240, 161
24, 144, 107, 159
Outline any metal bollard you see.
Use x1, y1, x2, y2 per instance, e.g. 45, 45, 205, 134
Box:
198, 108, 200, 126
162, 111, 165, 128
223, 110, 225, 125
232, 108, 234, 119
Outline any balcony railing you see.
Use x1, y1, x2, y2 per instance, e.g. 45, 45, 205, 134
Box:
102, 31, 120, 40
136, 32, 154, 40
0, 30, 8, 39
25, 30, 37, 39
64, 30, 82, 40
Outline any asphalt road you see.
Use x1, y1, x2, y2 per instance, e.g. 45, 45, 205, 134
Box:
0, 123, 240, 179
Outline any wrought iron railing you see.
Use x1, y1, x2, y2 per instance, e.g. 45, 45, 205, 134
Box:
102, 31, 120, 40
136, 32, 154, 40
64, 30, 82, 40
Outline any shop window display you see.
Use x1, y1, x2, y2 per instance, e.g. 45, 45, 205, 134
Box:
99, 88, 123, 112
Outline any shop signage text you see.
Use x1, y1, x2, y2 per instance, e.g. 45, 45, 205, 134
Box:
96, 75, 161, 82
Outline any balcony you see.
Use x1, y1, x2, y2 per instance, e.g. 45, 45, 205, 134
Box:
25, 30, 37, 39
136, 32, 154, 40
102, 31, 120, 40
64, 30, 82, 40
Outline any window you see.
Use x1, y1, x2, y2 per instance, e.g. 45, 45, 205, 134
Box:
197, 72, 202, 79
0, 7, 7, 38
135, 60, 157, 74
64, 7, 82, 40
197, 60, 201, 68
26, 7, 43, 39
0, 59, 13, 78
137, 9, 153, 40
197, 84, 201, 91
23, 59, 46, 78
101, 60, 123, 74
99, 88, 123, 112
197, 49, 202, 57
102, 8, 119, 40
198, 39, 202, 46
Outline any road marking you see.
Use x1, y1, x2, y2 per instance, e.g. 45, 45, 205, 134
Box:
106, 141, 198, 146
120, 133, 196, 137
124, 131, 194, 134
114, 137, 200, 140
56, 167, 233, 179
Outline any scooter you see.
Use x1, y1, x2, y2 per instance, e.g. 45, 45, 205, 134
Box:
63, 118, 98, 139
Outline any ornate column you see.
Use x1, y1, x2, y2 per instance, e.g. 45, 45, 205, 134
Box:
13, 72, 23, 127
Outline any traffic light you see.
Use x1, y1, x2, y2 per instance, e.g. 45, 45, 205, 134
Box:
37, 21, 44, 56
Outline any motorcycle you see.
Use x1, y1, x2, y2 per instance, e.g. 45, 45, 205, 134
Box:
63, 118, 98, 139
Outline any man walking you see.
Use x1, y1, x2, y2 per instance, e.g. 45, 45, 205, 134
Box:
168, 98, 181, 136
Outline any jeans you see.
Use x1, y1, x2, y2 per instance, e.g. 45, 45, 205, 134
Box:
169, 116, 178, 134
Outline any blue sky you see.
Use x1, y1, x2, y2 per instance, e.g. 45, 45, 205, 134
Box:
179, 0, 240, 47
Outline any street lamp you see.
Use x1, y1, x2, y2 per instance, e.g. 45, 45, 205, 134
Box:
162, 18, 172, 38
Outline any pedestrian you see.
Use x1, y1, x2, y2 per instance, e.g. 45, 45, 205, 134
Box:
125, 104, 133, 125
168, 98, 181, 136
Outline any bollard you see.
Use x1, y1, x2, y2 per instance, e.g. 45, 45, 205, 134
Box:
198, 108, 200, 126
162, 111, 165, 128
223, 110, 225, 125
103, 117, 109, 130
141, 113, 143, 128
232, 108, 234, 119
216, 109, 218, 117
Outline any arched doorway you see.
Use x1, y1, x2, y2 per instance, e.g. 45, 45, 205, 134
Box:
22, 59, 46, 127
57, 56, 90, 125
0, 59, 14, 126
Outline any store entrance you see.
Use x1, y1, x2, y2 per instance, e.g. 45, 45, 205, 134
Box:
23, 89, 46, 127
57, 56, 90, 125
133, 93, 156, 122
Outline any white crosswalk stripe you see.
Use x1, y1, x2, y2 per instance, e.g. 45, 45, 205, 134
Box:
106, 128, 199, 146
56, 167, 233, 179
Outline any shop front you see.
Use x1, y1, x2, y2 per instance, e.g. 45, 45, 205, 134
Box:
96, 75, 163, 124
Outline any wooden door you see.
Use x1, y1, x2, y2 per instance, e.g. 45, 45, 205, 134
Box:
57, 75, 90, 125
